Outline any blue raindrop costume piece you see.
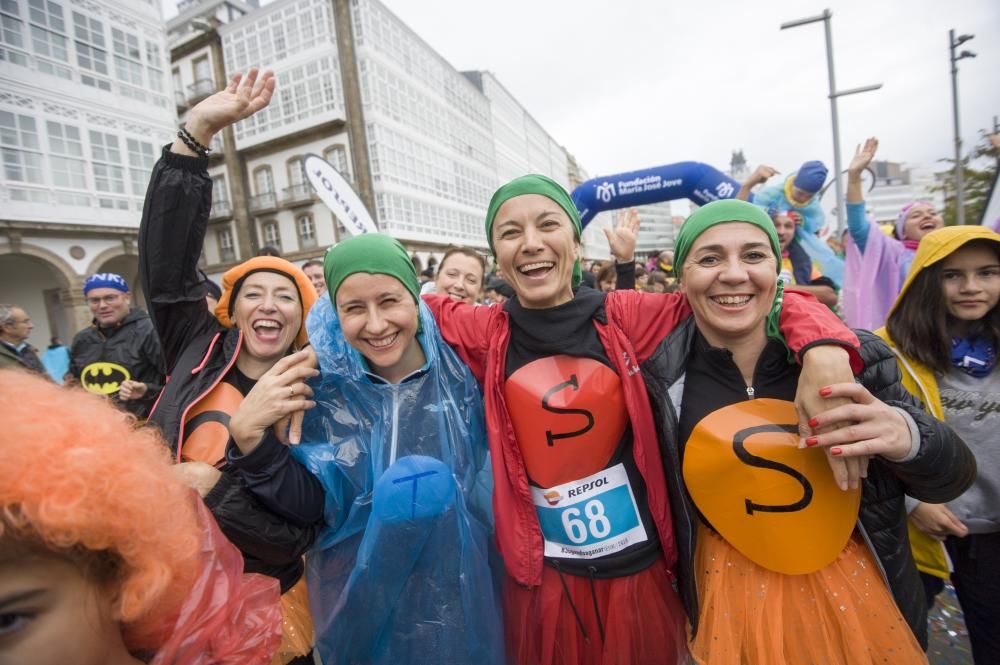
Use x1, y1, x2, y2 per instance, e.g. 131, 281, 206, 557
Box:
291, 295, 503, 665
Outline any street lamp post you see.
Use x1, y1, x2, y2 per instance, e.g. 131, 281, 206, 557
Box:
949, 29, 976, 226
781, 10, 882, 235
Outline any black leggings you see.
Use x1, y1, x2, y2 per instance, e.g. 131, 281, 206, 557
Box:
946, 532, 1000, 665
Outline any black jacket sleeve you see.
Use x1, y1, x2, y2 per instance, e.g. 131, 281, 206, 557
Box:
227, 431, 327, 527
203, 470, 319, 565
136, 318, 166, 413
856, 330, 977, 503
615, 261, 636, 291
138, 146, 220, 371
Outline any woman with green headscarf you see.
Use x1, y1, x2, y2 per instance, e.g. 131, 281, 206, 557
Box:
225, 233, 503, 665
423, 178, 867, 665
641, 199, 972, 663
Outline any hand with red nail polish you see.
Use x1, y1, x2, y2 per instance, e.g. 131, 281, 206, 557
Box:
802, 382, 913, 490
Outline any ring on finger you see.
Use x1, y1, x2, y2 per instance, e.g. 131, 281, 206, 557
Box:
288, 386, 295, 399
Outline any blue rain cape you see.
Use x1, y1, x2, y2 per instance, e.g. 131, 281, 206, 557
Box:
291, 296, 503, 665
752, 181, 845, 287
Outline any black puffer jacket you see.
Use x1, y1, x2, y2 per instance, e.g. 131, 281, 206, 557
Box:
641, 320, 976, 649
139, 146, 318, 592
70, 308, 165, 418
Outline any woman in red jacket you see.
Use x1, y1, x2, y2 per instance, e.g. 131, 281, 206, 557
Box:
424, 175, 863, 665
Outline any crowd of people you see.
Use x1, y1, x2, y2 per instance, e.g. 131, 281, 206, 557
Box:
2, 66, 998, 665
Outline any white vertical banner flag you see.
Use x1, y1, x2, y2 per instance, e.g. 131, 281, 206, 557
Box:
304, 153, 377, 236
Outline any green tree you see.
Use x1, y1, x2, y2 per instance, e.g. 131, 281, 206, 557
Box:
934, 129, 999, 226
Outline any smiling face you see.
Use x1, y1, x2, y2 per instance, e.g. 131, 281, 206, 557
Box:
434, 253, 484, 305
0, 553, 129, 665
773, 213, 797, 251
491, 194, 579, 309
231, 271, 302, 365
941, 242, 1000, 324
86, 288, 131, 327
902, 204, 944, 241
680, 223, 778, 348
335, 273, 425, 383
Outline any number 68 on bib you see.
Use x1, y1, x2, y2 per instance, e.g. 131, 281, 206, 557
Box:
531, 463, 649, 560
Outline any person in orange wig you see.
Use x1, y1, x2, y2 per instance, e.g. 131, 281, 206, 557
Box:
0, 369, 282, 664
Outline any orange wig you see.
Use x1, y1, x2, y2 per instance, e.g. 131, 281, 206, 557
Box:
0, 369, 200, 649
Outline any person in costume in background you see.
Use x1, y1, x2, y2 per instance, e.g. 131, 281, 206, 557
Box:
842, 137, 945, 330
741, 161, 845, 289
424, 174, 865, 665
642, 199, 973, 663
225, 233, 503, 665
139, 68, 319, 665
877, 226, 1000, 664
0, 370, 282, 665
70, 272, 166, 419
772, 209, 839, 308
740, 161, 826, 232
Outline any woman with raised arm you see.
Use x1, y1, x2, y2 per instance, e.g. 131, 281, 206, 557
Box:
877, 225, 1000, 664
424, 176, 869, 665
139, 68, 320, 665
646, 200, 974, 663
842, 137, 946, 329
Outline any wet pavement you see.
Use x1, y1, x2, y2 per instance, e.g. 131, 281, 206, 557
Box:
927, 583, 973, 664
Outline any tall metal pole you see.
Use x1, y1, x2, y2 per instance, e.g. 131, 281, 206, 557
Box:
781, 10, 880, 236
821, 10, 846, 236
950, 29, 965, 225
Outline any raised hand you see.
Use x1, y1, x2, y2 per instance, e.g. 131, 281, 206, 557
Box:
746, 164, 778, 188
604, 208, 640, 263
848, 137, 878, 178
183, 67, 276, 147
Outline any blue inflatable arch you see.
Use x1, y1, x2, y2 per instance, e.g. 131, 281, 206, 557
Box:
571, 162, 741, 228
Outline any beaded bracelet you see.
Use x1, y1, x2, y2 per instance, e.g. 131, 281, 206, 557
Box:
177, 126, 210, 157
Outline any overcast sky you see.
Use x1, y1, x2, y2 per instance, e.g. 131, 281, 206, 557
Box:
163, 0, 999, 182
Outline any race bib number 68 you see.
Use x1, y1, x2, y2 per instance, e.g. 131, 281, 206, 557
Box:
532, 463, 648, 560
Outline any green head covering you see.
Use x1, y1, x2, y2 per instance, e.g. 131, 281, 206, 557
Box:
673, 199, 781, 278
485, 174, 583, 288
673, 199, 787, 353
323, 233, 420, 304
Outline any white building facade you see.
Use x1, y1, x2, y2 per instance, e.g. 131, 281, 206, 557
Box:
863, 164, 945, 224
0, 0, 175, 345
193, 0, 586, 272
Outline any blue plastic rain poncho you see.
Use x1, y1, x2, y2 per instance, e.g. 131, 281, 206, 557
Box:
290, 295, 503, 665
752, 177, 845, 287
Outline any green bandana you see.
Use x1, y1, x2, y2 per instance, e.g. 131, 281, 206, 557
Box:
485, 174, 583, 288
324, 233, 420, 304
674, 199, 787, 352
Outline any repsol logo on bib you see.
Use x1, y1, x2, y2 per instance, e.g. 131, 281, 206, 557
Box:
567, 476, 608, 499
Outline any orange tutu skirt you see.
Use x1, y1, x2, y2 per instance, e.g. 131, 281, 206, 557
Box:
689, 525, 927, 664
504, 558, 688, 665
270, 575, 315, 665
